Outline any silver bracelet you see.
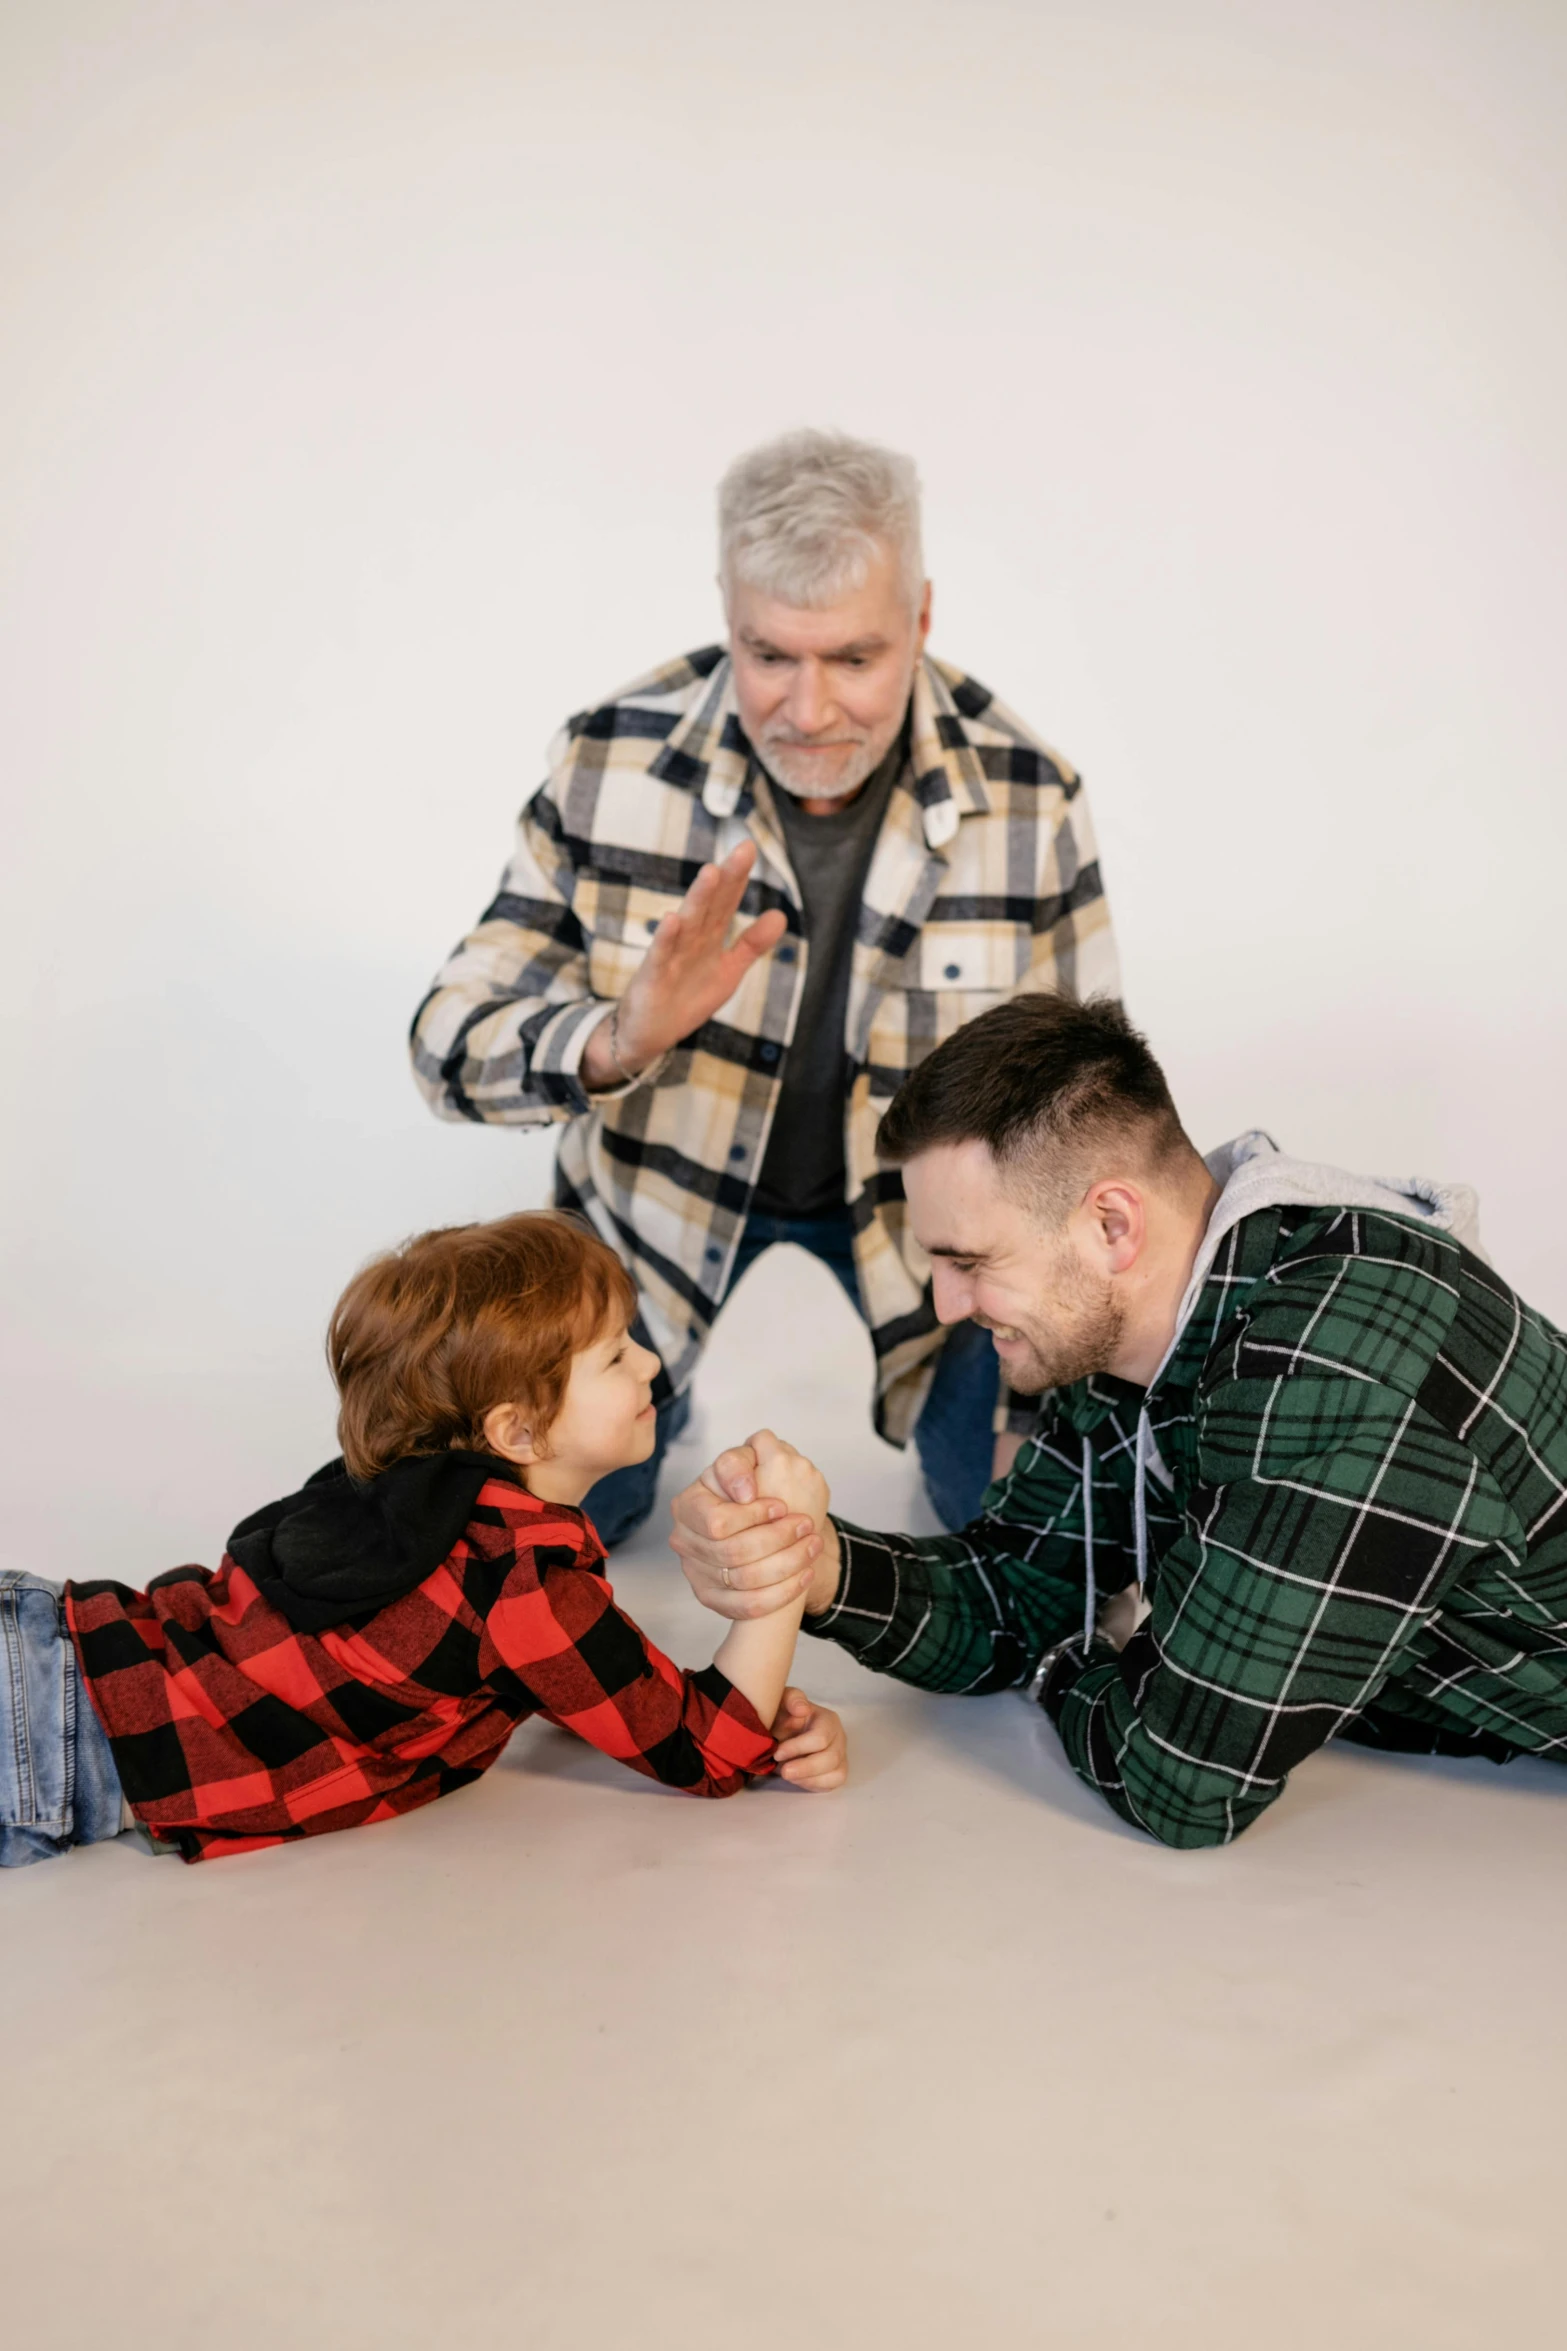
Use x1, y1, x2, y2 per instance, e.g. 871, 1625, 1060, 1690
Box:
1024, 1636, 1082, 1705
606, 1003, 641, 1086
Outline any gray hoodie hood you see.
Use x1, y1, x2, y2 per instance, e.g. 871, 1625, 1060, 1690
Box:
1173, 1129, 1487, 1356
1067, 1132, 1486, 1652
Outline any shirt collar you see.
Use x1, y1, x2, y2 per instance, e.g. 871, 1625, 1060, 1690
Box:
651, 651, 992, 850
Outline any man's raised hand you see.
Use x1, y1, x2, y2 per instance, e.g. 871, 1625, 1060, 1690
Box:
582, 841, 787, 1090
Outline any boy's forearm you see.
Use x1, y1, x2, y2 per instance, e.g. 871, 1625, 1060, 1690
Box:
713, 1590, 809, 1732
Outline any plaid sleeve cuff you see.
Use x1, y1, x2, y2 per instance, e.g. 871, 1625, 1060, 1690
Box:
530, 998, 670, 1113
688, 1663, 777, 1772
1027, 1635, 1124, 1724
1037, 1640, 1095, 1724
800, 1519, 899, 1656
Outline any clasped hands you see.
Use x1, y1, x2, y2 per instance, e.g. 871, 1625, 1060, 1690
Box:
676, 1429, 848, 1791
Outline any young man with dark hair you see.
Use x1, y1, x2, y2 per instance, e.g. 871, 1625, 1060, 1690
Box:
669, 995, 1567, 1848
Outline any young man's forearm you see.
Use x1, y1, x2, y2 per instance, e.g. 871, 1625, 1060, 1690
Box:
802, 1518, 1083, 1695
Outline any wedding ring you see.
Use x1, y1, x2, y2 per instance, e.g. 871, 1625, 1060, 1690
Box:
721, 1563, 733, 1588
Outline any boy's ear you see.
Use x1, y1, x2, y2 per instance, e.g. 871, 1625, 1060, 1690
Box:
482, 1402, 538, 1465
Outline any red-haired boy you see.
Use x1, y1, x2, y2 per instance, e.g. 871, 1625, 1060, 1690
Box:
0, 1213, 843, 1867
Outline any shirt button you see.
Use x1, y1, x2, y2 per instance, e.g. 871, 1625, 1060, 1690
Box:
944, 962, 962, 981
706, 1245, 723, 1264
777, 944, 797, 964
729, 1145, 746, 1162
760, 1043, 779, 1064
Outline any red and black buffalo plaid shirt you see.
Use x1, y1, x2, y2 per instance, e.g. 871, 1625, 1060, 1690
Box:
66, 1468, 774, 1862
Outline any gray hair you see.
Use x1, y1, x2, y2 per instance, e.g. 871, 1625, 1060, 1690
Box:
718, 428, 924, 611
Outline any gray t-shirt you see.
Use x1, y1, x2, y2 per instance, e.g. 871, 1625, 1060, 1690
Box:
751, 717, 909, 1220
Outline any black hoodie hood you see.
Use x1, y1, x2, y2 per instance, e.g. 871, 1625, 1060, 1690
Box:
226, 1451, 529, 1634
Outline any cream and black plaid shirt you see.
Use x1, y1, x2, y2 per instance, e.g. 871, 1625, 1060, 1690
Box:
410, 646, 1118, 1441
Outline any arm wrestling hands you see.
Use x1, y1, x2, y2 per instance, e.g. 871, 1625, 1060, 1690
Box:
581, 841, 786, 1092
672, 1430, 843, 1621
673, 1431, 848, 1792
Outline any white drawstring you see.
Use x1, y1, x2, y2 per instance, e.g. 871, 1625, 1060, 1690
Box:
1134, 1407, 1151, 1600
1080, 1436, 1096, 1646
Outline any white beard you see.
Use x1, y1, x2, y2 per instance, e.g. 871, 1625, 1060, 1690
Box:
757, 729, 890, 804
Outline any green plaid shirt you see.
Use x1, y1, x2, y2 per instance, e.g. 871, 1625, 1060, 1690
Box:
805, 1203, 1567, 1845
411, 645, 1114, 1442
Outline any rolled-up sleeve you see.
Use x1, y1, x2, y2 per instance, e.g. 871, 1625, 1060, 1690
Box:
410, 780, 658, 1127
486, 1550, 775, 1797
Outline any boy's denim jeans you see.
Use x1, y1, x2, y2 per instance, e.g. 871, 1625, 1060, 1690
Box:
1, 1573, 126, 1867
585, 1210, 1002, 1548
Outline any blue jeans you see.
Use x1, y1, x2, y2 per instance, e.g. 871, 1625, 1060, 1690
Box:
585, 1212, 1000, 1546
1, 1573, 126, 1867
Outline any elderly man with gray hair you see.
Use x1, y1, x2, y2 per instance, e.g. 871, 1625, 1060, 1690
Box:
411, 429, 1118, 1542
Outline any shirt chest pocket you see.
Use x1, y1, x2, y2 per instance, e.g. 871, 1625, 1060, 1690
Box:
583, 882, 679, 1000
916, 926, 1026, 993
862, 920, 1032, 1093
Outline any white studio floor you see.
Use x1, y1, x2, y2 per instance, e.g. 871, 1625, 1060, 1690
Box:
5, 1239, 1565, 2351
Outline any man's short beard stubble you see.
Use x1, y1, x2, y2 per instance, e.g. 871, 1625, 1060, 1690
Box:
978, 1241, 1126, 1396
755, 725, 892, 804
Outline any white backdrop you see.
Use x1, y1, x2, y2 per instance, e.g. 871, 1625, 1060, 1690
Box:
3, 0, 1564, 1583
